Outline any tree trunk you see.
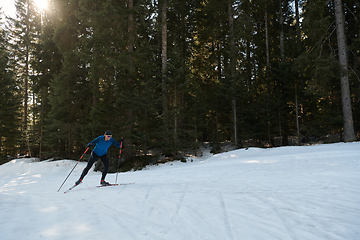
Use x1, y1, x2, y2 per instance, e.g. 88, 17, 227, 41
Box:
24, 3, 30, 155
161, 0, 168, 135
265, 8, 271, 145
279, 0, 284, 141
295, 0, 302, 144
295, 0, 301, 54
125, 0, 134, 159
265, 9, 270, 86
334, 0, 356, 142
279, 0, 285, 63
228, 0, 237, 147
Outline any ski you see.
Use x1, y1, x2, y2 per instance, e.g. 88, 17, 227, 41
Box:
64, 183, 81, 193
65, 182, 135, 192
117, 182, 135, 186
96, 182, 135, 188
96, 183, 119, 188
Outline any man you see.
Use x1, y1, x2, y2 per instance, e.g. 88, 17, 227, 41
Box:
75, 130, 123, 186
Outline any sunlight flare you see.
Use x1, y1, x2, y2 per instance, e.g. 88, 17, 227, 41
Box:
34, 0, 48, 11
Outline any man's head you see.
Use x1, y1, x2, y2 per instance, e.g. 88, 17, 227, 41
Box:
104, 130, 112, 140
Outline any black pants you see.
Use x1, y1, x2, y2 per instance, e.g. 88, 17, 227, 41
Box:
80, 152, 109, 181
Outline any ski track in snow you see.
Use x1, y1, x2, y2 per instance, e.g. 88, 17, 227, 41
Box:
0, 142, 360, 240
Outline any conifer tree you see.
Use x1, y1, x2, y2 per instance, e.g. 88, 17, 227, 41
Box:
7, 0, 38, 155
298, 0, 355, 141
334, 0, 356, 142
0, 11, 22, 159
30, 2, 62, 158
44, 0, 91, 158
2, 0, 358, 163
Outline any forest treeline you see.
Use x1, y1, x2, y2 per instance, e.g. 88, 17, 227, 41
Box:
0, 0, 359, 167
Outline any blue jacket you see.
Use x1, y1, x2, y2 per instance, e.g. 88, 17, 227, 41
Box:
88, 135, 122, 157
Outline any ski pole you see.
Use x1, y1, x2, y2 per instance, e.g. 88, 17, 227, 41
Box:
115, 137, 123, 184
57, 147, 89, 192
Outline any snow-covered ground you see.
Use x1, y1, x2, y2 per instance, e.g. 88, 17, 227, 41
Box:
0, 142, 359, 240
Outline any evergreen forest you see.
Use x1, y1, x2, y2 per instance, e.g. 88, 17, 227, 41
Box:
0, 0, 359, 169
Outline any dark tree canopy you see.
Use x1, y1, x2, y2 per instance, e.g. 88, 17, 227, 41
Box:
1, 0, 359, 168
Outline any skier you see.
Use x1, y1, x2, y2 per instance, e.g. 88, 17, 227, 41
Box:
75, 130, 123, 186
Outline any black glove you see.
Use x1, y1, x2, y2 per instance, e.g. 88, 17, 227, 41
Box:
87, 143, 93, 148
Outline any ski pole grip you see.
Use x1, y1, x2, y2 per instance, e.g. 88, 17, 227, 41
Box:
119, 137, 123, 155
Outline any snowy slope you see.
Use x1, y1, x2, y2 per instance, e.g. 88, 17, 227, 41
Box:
0, 142, 359, 240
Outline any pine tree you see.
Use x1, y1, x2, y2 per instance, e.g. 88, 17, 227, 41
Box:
0, 11, 22, 160
30, 2, 62, 158
334, 0, 356, 142
7, 0, 38, 155
298, 0, 355, 141
161, 0, 169, 145
44, 0, 91, 158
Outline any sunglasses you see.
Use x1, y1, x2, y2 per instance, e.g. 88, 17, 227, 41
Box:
105, 135, 112, 137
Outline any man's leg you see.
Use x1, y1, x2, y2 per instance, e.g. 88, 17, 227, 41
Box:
77, 152, 98, 183
100, 155, 110, 181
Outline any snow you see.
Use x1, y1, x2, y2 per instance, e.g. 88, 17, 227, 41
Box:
1, 142, 360, 240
